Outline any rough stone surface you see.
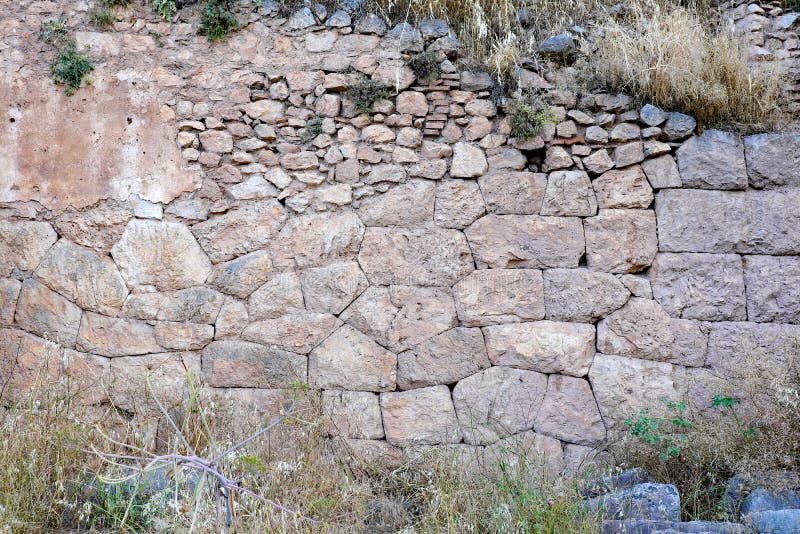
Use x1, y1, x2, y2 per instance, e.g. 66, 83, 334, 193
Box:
397, 327, 489, 389
322, 390, 385, 440
0, 221, 58, 277
14, 279, 83, 348
536, 375, 606, 446
641, 155, 681, 189
202, 339, 306, 388
434, 180, 486, 228
247, 271, 305, 320
242, 313, 341, 354
380, 386, 461, 446
543, 268, 630, 323
207, 250, 274, 299
0, 279, 21, 326
76, 312, 162, 357
478, 172, 547, 215
274, 212, 365, 268
677, 130, 747, 190
743, 255, 800, 323
592, 167, 654, 209
584, 483, 681, 522
540, 171, 597, 216
744, 133, 800, 188
356, 180, 434, 226
191, 201, 287, 262
451, 142, 488, 178
453, 269, 545, 326
309, 325, 397, 392
300, 262, 369, 314
584, 210, 658, 273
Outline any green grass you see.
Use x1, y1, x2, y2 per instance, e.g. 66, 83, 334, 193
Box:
199, 0, 239, 41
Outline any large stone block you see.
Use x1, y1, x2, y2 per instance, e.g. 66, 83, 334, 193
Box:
54, 202, 132, 254
478, 171, 547, 215
650, 253, 746, 321
110, 352, 200, 414
434, 179, 486, 229
246, 271, 304, 320
535, 375, 606, 446
0, 221, 57, 278
122, 287, 226, 323
341, 286, 458, 352
483, 321, 596, 377
584, 210, 657, 273
465, 215, 584, 269
76, 312, 162, 357
35, 239, 128, 315
273, 212, 365, 268
355, 180, 435, 226
154, 322, 213, 351
111, 220, 212, 291
242, 313, 341, 354
451, 142, 488, 178
453, 269, 545, 326
201, 339, 306, 388
540, 171, 598, 216
641, 154, 681, 189
589, 353, 685, 430
0, 279, 21, 326
309, 325, 397, 392
452, 366, 548, 445
676, 130, 747, 190
744, 133, 800, 188
322, 390, 384, 440
15, 279, 82, 348
743, 255, 800, 324
543, 268, 630, 323
706, 322, 800, 379
380, 385, 461, 446
299, 261, 368, 314
655, 189, 800, 254
207, 250, 274, 299
397, 327, 489, 389
592, 167, 654, 209
358, 227, 474, 286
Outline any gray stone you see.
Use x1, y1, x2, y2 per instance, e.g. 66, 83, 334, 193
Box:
452, 366, 548, 445
746, 510, 800, 533
741, 488, 800, 516
434, 179, 486, 228
483, 321, 596, 376
288, 7, 316, 30
677, 130, 747, 190
460, 71, 494, 91
122, 287, 226, 323
465, 215, 584, 269
0, 279, 21, 326
744, 255, 800, 324
326, 10, 351, 27
453, 269, 545, 326
535, 375, 606, 446
354, 13, 387, 35
706, 323, 800, 385
639, 104, 668, 127
724, 471, 800, 519
358, 227, 473, 286
583, 483, 680, 521
419, 19, 449, 39
309, 325, 397, 392
744, 133, 800, 188
0, 220, 57, 277
583, 149, 615, 175
299, 261, 368, 314
540, 171, 598, 216
581, 468, 655, 498
656, 189, 800, 254
356, 180, 435, 226
641, 155, 681, 189
34, 239, 128, 315
322, 390, 384, 440
650, 253, 746, 321
397, 327, 489, 389
538, 33, 575, 55
207, 250, 274, 299
384, 23, 423, 52
612, 142, 644, 168
593, 166, 653, 209
544, 268, 630, 322
478, 171, 547, 215
111, 220, 212, 291
663, 112, 696, 140
14, 279, 82, 347
380, 385, 461, 446
584, 210, 658, 273
201, 340, 306, 388
242, 313, 341, 354
601, 520, 745, 534
76, 312, 162, 357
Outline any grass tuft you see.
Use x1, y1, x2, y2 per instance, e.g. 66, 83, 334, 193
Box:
199, 0, 239, 41
347, 76, 392, 113
509, 89, 553, 139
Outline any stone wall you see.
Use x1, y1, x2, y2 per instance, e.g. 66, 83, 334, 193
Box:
1, 0, 800, 473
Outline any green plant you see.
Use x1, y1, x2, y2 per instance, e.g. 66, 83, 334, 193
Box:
149, 30, 164, 47
89, 6, 113, 28
625, 400, 694, 460
39, 15, 70, 47
105, 0, 130, 5
39, 16, 94, 96
153, 0, 178, 20
300, 117, 324, 141
408, 49, 441, 85
199, 0, 238, 41
78, 477, 158, 531
347, 77, 392, 113
508, 90, 552, 139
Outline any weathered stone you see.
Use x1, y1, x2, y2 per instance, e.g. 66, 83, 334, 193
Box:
540, 171, 598, 216
650, 253, 746, 321
355, 13, 387, 35
584, 210, 658, 273
581, 468, 656, 498
478, 172, 546, 215
34, 239, 128, 315
111, 220, 211, 291
198, 129, 233, 153
77, 312, 162, 357
358, 227, 473, 286
434, 179, 486, 228
54, 203, 132, 254
592, 166, 653, 209
741, 488, 800, 517
663, 112, 696, 141
241, 99, 285, 123
706, 322, 800, 384
589, 353, 684, 429
483, 431, 565, 478
356, 180, 435, 226
110, 352, 200, 414
207, 250, 273, 299
322, 390, 384, 439
536, 375, 606, 446
583, 483, 680, 522
453, 269, 545, 326
14, 279, 82, 348
600, 520, 744, 534
744, 133, 800, 188
460, 71, 494, 91
451, 142, 488, 178
543, 146, 573, 171
746, 510, 800, 534
453, 366, 547, 445
122, 287, 225, 323
362, 124, 395, 143
380, 385, 461, 446
201, 339, 306, 388
214, 297, 248, 339
0, 221, 57, 277
583, 149, 615, 175
610, 122, 641, 143
656, 189, 800, 255
641, 154, 681, 189
274, 212, 365, 268
0, 279, 21, 326
397, 327, 489, 389
639, 104, 667, 127
465, 215, 584, 269
744, 255, 800, 323
396, 91, 428, 116
543, 268, 630, 322
585, 126, 609, 144
341, 285, 457, 352
677, 130, 747, 190
299, 261, 368, 314
619, 274, 652, 298
191, 201, 286, 263
242, 312, 340, 354
483, 321, 595, 376
539, 32, 575, 55
612, 142, 644, 168
154, 322, 213, 351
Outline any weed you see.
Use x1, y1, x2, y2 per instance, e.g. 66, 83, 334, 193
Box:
39, 16, 94, 96
508, 90, 553, 139
199, 0, 238, 42
89, 6, 114, 28
105, 0, 130, 5
300, 117, 324, 141
625, 400, 693, 460
408, 49, 441, 85
153, 0, 178, 20
149, 30, 164, 47
347, 77, 392, 113
39, 15, 70, 48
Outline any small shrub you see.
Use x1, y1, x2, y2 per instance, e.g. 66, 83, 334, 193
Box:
508, 90, 552, 139
89, 6, 114, 28
347, 77, 392, 113
149, 30, 164, 48
153, 0, 178, 20
199, 0, 238, 42
105, 0, 130, 5
408, 49, 441, 84
39, 15, 70, 48
40, 16, 94, 96
625, 400, 693, 460
300, 117, 324, 141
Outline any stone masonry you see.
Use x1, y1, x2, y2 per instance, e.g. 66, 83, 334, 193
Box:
1, 0, 800, 474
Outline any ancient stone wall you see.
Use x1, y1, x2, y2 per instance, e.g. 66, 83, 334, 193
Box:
1, 0, 800, 473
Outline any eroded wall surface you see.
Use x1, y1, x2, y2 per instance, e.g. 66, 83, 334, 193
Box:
1, 0, 800, 472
